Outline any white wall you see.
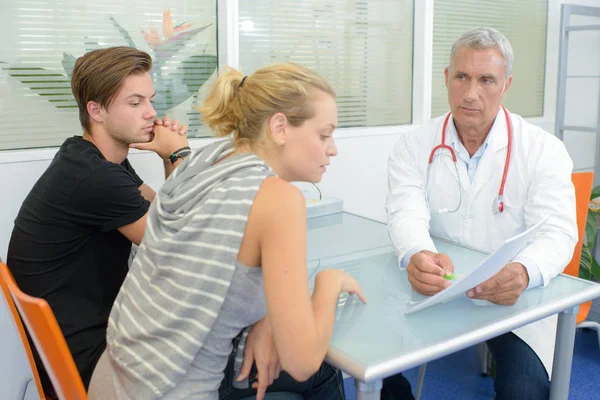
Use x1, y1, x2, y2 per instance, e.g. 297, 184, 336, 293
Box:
319, 132, 402, 223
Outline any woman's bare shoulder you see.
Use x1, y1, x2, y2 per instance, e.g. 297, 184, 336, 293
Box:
253, 176, 306, 223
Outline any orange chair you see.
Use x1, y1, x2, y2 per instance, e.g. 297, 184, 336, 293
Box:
0, 263, 87, 400
562, 171, 594, 324
0, 263, 46, 399
471, 172, 597, 378
563, 172, 600, 350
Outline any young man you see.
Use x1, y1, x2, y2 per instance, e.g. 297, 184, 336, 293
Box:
6, 46, 191, 392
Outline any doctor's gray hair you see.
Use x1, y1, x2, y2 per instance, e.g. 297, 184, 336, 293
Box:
448, 27, 514, 79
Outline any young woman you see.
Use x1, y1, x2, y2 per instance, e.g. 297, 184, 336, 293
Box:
88, 62, 366, 400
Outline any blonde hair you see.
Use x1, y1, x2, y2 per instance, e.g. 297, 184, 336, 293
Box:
199, 63, 335, 148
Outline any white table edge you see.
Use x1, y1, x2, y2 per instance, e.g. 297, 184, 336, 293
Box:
326, 281, 600, 382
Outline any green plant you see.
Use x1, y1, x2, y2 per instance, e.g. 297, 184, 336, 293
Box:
580, 185, 600, 281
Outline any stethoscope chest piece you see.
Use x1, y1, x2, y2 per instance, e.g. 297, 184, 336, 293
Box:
493, 195, 505, 215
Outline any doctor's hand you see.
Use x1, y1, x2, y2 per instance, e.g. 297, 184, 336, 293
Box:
407, 250, 455, 296
237, 316, 281, 400
467, 262, 529, 305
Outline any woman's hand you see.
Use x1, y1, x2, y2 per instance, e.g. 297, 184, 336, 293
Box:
315, 269, 367, 304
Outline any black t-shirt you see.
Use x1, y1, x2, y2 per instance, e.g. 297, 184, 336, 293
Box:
7, 136, 150, 389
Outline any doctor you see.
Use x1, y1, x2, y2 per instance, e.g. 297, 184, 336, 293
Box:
385, 28, 577, 400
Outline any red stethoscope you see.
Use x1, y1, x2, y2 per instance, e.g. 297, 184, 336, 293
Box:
428, 105, 512, 215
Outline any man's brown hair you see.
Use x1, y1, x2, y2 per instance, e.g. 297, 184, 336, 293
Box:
71, 46, 152, 132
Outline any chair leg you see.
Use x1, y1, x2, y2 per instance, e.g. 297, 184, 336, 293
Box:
415, 363, 426, 400
578, 321, 600, 349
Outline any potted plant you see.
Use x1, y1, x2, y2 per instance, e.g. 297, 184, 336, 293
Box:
581, 186, 600, 281
578, 185, 600, 325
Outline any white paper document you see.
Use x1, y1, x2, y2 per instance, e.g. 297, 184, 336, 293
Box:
404, 218, 547, 314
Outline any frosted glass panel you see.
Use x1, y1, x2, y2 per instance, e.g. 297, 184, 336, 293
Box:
239, 0, 414, 129
0, 1, 217, 151
432, 0, 547, 118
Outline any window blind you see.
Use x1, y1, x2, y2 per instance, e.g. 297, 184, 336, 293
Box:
431, 0, 548, 118
238, 0, 414, 129
0, 0, 217, 151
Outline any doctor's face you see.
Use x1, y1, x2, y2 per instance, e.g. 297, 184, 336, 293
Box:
445, 47, 512, 133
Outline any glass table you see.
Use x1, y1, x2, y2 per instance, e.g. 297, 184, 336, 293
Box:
306, 212, 600, 400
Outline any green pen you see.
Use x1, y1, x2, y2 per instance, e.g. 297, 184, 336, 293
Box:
443, 273, 456, 280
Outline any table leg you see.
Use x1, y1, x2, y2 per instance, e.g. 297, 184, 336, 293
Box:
549, 305, 579, 400
355, 378, 382, 400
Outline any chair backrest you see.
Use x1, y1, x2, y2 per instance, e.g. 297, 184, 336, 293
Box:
0, 263, 46, 400
563, 171, 594, 277
0, 263, 87, 400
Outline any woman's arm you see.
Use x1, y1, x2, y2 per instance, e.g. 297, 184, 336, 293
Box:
252, 177, 364, 382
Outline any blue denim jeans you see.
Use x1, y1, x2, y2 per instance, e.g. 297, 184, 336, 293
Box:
487, 332, 550, 400
219, 350, 345, 400
380, 332, 549, 400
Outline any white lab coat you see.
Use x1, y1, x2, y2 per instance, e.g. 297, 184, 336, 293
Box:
386, 108, 578, 377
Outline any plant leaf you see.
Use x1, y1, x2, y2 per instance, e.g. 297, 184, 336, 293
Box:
109, 16, 137, 48
151, 79, 171, 117
153, 24, 212, 66
585, 211, 597, 248
580, 246, 592, 280
4, 65, 74, 109
592, 255, 600, 282
173, 54, 217, 102
150, 54, 217, 112
591, 185, 600, 201
62, 53, 76, 80
84, 40, 101, 53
